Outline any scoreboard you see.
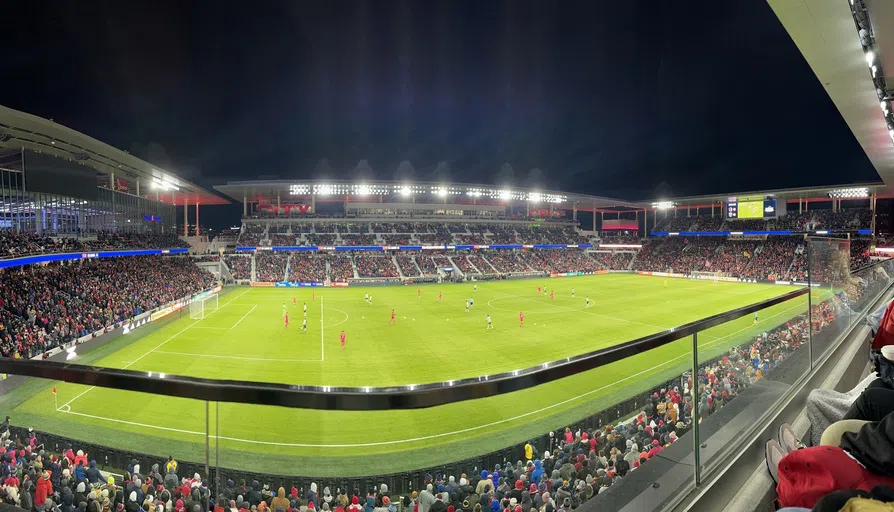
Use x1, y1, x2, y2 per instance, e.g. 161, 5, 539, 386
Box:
726, 197, 776, 219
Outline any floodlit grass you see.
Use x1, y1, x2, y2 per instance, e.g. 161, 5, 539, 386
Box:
9, 275, 807, 476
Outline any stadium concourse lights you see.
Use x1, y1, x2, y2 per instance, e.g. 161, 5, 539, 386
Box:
828, 187, 869, 198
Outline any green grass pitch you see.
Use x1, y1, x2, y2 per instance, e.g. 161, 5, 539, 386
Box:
4, 274, 808, 476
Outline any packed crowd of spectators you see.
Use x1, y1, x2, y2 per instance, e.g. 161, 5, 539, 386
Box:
269, 235, 295, 247
394, 254, 421, 277
597, 234, 639, 245
237, 224, 266, 246
304, 235, 337, 246
354, 256, 399, 278
483, 252, 531, 273
286, 255, 327, 283
668, 238, 722, 274
328, 256, 354, 282
223, 255, 252, 280
525, 251, 598, 274
706, 241, 758, 276
416, 255, 440, 275
466, 254, 496, 273
0, 256, 213, 358
740, 237, 799, 280
380, 234, 412, 246
452, 254, 480, 275
634, 238, 686, 272
0, 232, 188, 260
339, 235, 378, 246
588, 252, 633, 270
255, 253, 289, 283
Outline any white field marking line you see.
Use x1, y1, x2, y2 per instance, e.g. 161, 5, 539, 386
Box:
153, 350, 322, 363
57, 293, 814, 448
56, 288, 251, 411
229, 305, 258, 330
320, 295, 325, 362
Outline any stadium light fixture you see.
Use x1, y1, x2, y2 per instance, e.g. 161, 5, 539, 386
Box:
828, 187, 869, 198
436, 188, 448, 197
528, 192, 542, 203
399, 185, 412, 197
653, 201, 675, 210
356, 184, 371, 196
499, 190, 511, 200
316, 184, 333, 196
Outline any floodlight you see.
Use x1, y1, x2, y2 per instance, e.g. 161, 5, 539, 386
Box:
317, 184, 333, 196
528, 192, 542, 203
356, 184, 371, 196
499, 190, 511, 200
654, 201, 675, 210
436, 188, 448, 197
400, 186, 412, 196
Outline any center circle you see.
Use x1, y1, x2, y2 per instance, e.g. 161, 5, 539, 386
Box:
323, 307, 350, 328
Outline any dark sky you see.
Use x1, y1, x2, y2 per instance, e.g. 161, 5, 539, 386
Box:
2, 1, 882, 202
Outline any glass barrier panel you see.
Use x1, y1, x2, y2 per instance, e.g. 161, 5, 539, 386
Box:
808, 237, 856, 365
694, 287, 810, 478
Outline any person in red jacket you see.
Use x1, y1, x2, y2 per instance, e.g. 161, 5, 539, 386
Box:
74, 450, 88, 468
35, 471, 53, 507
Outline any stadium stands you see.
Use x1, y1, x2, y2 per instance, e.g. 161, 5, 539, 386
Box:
0, 232, 188, 259
223, 254, 252, 280
0, 256, 213, 358
355, 255, 399, 278
255, 253, 290, 282
287, 254, 327, 282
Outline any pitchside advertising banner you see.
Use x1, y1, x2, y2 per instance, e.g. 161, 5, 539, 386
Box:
274, 282, 325, 287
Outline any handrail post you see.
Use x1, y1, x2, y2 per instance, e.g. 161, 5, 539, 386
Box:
806, 240, 813, 369
692, 332, 701, 486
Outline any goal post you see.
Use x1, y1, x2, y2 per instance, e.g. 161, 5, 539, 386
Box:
190, 294, 219, 320
692, 271, 724, 282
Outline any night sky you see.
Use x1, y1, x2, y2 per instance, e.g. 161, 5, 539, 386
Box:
2, 1, 882, 205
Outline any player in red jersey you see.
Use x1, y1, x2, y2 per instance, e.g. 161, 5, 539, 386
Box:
284, 312, 289, 328
550, 290, 555, 301
293, 296, 297, 306
519, 311, 524, 327
417, 288, 421, 299
390, 309, 396, 324
537, 285, 542, 296
340, 330, 346, 349
438, 292, 443, 302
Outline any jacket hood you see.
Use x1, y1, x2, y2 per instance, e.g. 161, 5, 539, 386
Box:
323, 487, 331, 497
365, 497, 374, 507
534, 461, 541, 469
151, 464, 159, 473
89, 460, 96, 468
310, 482, 317, 493
129, 492, 137, 502
277, 488, 286, 499
251, 481, 259, 491
76, 482, 86, 493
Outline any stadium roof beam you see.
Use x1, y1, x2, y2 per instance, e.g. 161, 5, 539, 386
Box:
767, 0, 894, 193
0, 105, 229, 205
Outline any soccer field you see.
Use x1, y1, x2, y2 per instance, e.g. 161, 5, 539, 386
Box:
6, 274, 807, 476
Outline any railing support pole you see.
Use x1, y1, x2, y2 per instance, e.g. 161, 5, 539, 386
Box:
692, 332, 701, 486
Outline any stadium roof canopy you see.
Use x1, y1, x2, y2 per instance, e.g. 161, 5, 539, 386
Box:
0, 105, 228, 205
214, 179, 640, 211
768, 0, 894, 195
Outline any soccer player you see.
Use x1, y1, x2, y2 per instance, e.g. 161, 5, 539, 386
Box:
754, 311, 759, 325
438, 292, 443, 302
586, 296, 591, 308
390, 309, 396, 324
417, 288, 421, 299
301, 318, 307, 333
519, 311, 524, 327
473, 284, 478, 292
469, 297, 475, 308
550, 290, 555, 301
303, 303, 308, 317
537, 285, 542, 296
486, 314, 493, 329
340, 330, 346, 349
365, 293, 369, 304
465, 300, 470, 313
284, 312, 289, 328
368, 294, 373, 305
571, 288, 575, 298
293, 296, 297, 306
282, 303, 287, 317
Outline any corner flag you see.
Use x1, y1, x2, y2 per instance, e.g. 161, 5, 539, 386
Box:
52, 386, 56, 395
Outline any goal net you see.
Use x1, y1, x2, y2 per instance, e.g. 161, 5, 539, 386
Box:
692, 271, 724, 281
190, 294, 219, 320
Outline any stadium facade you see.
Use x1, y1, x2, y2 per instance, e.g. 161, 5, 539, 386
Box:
0, 105, 226, 237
